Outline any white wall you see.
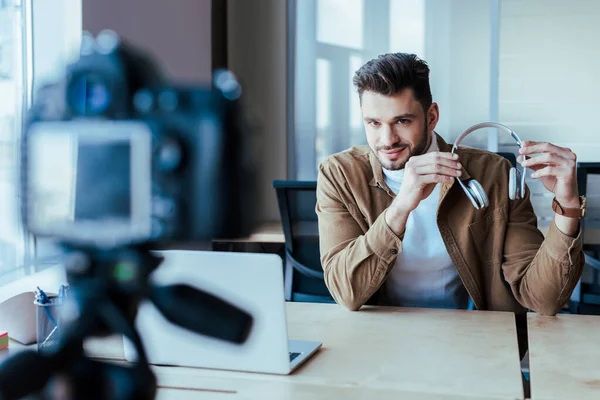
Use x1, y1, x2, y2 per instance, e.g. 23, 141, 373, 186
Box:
424, 0, 600, 230
425, 0, 600, 156
499, 0, 600, 157
498, 0, 600, 227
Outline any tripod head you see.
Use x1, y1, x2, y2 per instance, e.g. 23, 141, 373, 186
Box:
0, 246, 253, 400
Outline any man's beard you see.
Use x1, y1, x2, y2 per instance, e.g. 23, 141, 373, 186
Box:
376, 127, 431, 171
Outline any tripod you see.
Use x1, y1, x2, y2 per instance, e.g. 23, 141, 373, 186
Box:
0, 246, 253, 400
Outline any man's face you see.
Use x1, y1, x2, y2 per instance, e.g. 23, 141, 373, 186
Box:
361, 88, 438, 170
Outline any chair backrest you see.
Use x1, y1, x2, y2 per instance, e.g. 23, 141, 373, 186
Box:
272, 180, 334, 303
496, 152, 517, 167
568, 162, 600, 315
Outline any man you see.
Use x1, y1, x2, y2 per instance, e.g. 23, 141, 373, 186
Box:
316, 53, 585, 326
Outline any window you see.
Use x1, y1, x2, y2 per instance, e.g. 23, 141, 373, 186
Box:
291, 0, 493, 180
317, 0, 364, 50
0, 0, 81, 285
0, 0, 30, 283
290, 0, 600, 233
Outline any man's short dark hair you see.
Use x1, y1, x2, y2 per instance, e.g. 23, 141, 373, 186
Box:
353, 53, 432, 112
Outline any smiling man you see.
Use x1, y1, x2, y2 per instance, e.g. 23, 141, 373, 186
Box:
315, 53, 586, 323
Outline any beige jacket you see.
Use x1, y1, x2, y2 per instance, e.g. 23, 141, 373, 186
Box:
316, 134, 585, 318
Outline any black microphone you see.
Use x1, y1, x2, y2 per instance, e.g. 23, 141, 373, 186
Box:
0, 351, 53, 399
69, 358, 156, 400
149, 284, 253, 344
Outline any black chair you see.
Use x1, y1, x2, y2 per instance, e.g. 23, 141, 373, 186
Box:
496, 151, 517, 167
568, 162, 600, 314
273, 180, 334, 303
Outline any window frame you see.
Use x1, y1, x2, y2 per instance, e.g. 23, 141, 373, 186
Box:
287, 0, 502, 181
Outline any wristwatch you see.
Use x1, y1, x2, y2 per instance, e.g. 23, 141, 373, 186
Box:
551, 195, 587, 219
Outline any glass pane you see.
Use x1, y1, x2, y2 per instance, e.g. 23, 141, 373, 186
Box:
315, 58, 332, 166
294, 0, 492, 179
424, 0, 491, 148
0, 1, 26, 279
316, 58, 331, 130
389, 0, 425, 56
349, 54, 362, 131
349, 54, 367, 148
317, 0, 364, 49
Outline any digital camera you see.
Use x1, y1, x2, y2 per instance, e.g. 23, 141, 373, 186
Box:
21, 31, 260, 249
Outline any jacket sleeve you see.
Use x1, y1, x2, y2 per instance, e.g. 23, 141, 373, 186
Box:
501, 186, 585, 316
316, 163, 402, 311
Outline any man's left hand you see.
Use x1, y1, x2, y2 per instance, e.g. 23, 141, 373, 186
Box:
518, 141, 580, 208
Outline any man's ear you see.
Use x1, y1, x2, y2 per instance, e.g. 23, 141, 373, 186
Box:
427, 102, 440, 132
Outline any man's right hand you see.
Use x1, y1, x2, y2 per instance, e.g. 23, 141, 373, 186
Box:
384, 151, 462, 236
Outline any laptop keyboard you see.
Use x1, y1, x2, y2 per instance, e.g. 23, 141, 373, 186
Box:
289, 352, 301, 362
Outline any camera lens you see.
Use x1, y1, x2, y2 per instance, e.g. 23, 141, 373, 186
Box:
67, 73, 112, 116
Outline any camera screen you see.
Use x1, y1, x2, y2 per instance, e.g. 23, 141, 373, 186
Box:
26, 121, 153, 247
74, 143, 132, 221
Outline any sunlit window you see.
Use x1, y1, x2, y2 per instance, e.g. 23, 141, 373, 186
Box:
317, 0, 364, 49
389, 0, 425, 56
0, 1, 27, 278
294, 0, 426, 178
315, 58, 332, 165
0, 0, 81, 284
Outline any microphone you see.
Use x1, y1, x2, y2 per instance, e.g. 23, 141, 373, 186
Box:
149, 284, 253, 344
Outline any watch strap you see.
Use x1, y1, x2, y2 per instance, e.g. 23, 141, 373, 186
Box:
552, 196, 586, 219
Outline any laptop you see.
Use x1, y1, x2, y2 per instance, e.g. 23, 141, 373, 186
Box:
123, 250, 321, 374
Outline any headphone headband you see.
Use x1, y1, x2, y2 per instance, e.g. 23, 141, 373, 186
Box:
451, 121, 527, 201
451, 121, 523, 153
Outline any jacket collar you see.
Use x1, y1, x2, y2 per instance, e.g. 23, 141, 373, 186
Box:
368, 133, 471, 198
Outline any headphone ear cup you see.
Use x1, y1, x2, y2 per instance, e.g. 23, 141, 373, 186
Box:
467, 179, 489, 209
509, 168, 518, 200
516, 168, 523, 199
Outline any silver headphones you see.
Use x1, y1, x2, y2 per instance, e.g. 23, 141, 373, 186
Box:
451, 122, 527, 210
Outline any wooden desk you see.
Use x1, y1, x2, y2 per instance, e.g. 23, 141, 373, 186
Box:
527, 313, 600, 399
81, 302, 524, 399
153, 384, 515, 400
213, 222, 285, 244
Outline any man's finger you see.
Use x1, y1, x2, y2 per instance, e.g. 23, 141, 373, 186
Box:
417, 173, 455, 185
521, 152, 572, 168
519, 141, 575, 160
413, 164, 462, 177
530, 166, 571, 179
408, 151, 461, 169
519, 141, 557, 155
517, 153, 555, 172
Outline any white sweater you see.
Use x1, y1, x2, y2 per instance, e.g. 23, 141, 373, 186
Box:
379, 135, 469, 309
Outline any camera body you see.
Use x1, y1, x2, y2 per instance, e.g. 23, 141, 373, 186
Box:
21, 32, 259, 249
0, 32, 257, 400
